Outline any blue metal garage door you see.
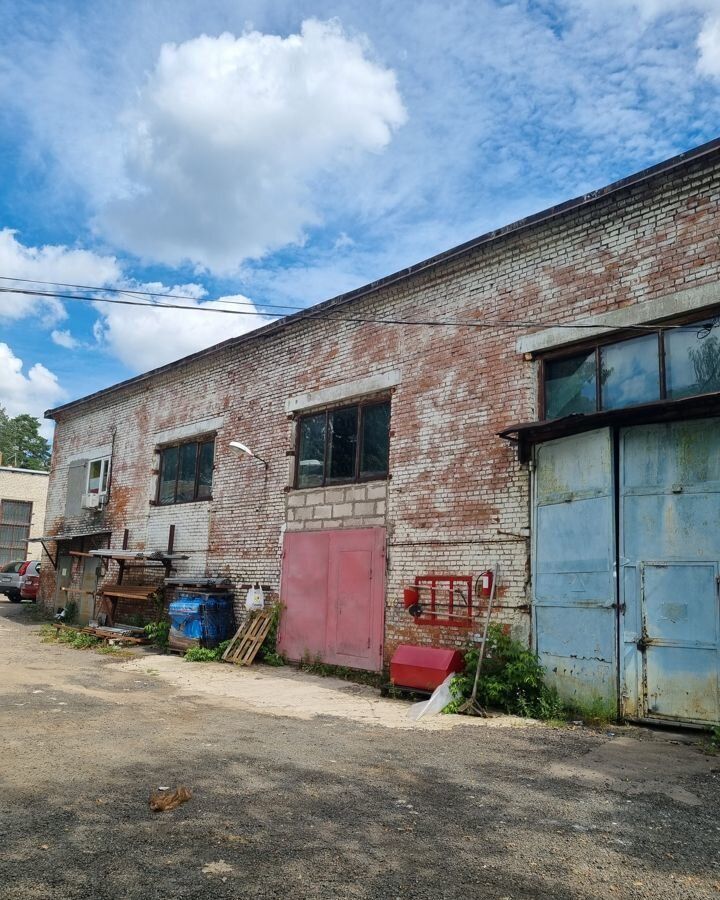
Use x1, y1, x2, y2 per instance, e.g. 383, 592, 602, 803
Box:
619, 419, 720, 724
533, 429, 618, 710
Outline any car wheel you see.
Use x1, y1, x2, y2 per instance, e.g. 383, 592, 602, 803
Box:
9, 595, 21, 603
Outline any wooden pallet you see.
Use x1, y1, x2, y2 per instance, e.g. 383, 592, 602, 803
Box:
222, 610, 273, 666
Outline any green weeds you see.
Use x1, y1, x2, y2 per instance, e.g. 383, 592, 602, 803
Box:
299, 657, 383, 689
183, 639, 231, 662
256, 604, 285, 666
55, 628, 100, 650
144, 620, 170, 650
446, 625, 564, 720
705, 725, 720, 754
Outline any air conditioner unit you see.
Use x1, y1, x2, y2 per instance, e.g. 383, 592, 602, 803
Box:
81, 492, 105, 510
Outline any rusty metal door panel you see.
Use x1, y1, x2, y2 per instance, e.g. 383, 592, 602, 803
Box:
640, 563, 719, 723
620, 420, 720, 724
533, 429, 617, 709
278, 528, 385, 672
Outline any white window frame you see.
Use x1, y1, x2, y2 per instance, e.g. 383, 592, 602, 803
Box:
86, 457, 110, 496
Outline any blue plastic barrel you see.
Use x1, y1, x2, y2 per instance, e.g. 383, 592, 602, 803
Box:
168, 592, 234, 649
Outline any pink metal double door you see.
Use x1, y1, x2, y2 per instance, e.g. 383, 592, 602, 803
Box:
278, 528, 386, 672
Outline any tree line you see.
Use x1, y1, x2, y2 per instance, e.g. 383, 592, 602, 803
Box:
0, 408, 51, 470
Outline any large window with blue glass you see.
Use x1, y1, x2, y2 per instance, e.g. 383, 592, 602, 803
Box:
543, 317, 720, 419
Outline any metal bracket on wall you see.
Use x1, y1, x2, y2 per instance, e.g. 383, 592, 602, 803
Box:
38, 539, 58, 570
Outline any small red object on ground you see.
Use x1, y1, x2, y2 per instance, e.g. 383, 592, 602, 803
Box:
390, 645, 465, 692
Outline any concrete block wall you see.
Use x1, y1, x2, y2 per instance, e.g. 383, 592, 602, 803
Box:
286, 482, 388, 531
38, 151, 720, 664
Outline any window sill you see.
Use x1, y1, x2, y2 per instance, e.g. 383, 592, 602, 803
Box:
291, 476, 389, 492
149, 496, 213, 508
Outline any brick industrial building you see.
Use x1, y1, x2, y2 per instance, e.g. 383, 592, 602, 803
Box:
39, 138, 720, 727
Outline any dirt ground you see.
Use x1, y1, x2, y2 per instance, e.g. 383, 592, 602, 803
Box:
1, 601, 719, 900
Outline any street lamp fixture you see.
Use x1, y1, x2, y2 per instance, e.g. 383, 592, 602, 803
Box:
229, 441, 268, 468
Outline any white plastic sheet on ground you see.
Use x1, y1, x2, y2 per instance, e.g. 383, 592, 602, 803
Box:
408, 674, 455, 721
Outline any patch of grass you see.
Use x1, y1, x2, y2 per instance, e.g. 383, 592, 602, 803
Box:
183, 639, 234, 663
299, 657, 383, 689
184, 646, 220, 662
70, 632, 101, 649
37, 623, 59, 643
562, 697, 617, 728
95, 645, 135, 660
45, 625, 100, 650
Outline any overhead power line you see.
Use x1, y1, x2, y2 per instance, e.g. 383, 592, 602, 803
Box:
0, 275, 305, 313
0, 278, 708, 332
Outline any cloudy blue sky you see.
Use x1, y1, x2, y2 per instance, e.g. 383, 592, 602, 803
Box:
1, 0, 720, 434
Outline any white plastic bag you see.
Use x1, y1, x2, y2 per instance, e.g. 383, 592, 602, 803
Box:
245, 584, 264, 611
408, 673, 455, 721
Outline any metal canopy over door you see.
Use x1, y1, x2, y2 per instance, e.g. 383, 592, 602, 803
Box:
620, 419, 720, 724
278, 528, 385, 671
533, 429, 617, 709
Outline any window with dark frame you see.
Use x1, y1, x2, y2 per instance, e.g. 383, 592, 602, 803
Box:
0, 500, 32, 567
157, 439, 215, 505
295, 400, 390, 489
542, 318, 720, 419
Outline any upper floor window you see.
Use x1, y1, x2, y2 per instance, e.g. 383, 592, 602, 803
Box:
295, 400, 390, 489
543, 318, 720, 419
157, 439, 214, 505
87, 457, 110, 495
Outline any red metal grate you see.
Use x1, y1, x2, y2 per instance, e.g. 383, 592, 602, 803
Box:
411, 575, 474, 627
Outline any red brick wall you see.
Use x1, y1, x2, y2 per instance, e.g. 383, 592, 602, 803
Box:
40, 155, 720, 665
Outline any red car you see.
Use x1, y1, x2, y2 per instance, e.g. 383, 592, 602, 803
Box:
19, 560, 40, 602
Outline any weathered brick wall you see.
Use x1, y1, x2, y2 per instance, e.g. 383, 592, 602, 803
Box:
39, 154, 720, 664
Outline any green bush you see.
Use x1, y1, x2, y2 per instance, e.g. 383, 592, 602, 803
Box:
62, 600, 78, 624
70, 632, 100, 650
184, 646, 220, 662
144, 620, 170, 649
446, 625, 564, 719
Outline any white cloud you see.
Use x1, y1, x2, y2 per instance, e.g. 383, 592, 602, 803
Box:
0, 227, 273, 376
0, 343, 67, 435
93, 288, 270, 372
0, 229, 120, 324
50, 329, 80, 349
98, 19, 406, 273
698, 15, 720, 76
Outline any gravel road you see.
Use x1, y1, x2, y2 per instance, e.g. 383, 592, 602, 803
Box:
1, 600, 718, 900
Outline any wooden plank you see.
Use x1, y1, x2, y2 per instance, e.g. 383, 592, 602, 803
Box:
222, 611, 273, 667
99, 583, 158, 599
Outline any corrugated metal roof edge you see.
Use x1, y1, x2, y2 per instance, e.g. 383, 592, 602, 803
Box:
46, 135, 720, 420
